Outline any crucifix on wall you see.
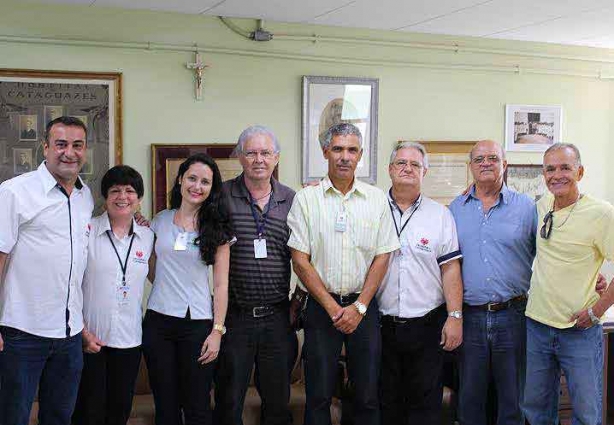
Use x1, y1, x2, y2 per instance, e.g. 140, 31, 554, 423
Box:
186, 52, 208, 101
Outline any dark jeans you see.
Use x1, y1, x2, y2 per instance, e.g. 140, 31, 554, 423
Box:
458, 300, 526, 425
214, 303, 294, 425
72, 346, 142, 425
303, 295, 381, 425
0, 326, 83, 425
142, 310, 215, 425
380, 304, 447, 425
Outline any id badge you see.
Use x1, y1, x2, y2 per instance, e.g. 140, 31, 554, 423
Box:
335, 211, 347, 232
254, 238, 268, 259
174, 232, 188, 251
117, 285, 130, 306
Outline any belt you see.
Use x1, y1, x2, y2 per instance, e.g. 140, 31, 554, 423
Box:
328, 292, 360, 305
464, 294, 527, 312
381, 304, 445, 325
231, 300, 288, 318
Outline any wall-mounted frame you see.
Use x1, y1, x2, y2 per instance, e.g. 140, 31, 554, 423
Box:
505, 104, 562, 152
504, 164, 546, 201
0, 69, 122, 213
152, 144, 280, 214
413, 141, 476, 205
302, 75, 379, 184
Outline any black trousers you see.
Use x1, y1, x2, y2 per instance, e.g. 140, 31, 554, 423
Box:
142, 309, 215, 425
303, 295, 381, 425
72, 345, 141, 425
214, 303, 295, 425
380, 304, 447, 425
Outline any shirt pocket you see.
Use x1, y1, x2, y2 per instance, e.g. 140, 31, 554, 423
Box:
492, 222, 521, 246
351, 219, 378, 251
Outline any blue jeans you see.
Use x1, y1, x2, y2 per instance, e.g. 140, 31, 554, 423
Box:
0, 326, 83, 425
459, 301, 526, 425
523, 318, 603, 425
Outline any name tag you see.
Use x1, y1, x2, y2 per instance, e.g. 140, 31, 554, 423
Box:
174, 232, 188, 251
117, 285, 130, 306
254, 238, 268, 259
335, 211, 347, 232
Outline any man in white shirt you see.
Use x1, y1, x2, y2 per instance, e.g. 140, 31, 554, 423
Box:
377, 141, 463, 425
0, 116, 93, 425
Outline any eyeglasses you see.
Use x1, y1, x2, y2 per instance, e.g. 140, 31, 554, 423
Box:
392, 160, 423, 170
540, 210, 554, 239
243, 150, 276, 160
471, 155, 501, 165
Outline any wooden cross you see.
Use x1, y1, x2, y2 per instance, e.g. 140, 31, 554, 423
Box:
186, 52, 208, 100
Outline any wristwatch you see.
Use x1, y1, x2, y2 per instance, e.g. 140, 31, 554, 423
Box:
588, 307, 600, 325
448, 310, 463, 319
353, 301, 367, 316
213, 323, 227, 335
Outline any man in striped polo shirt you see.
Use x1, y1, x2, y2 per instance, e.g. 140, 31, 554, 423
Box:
215, 125, 296, 425
288, 123, 400, 425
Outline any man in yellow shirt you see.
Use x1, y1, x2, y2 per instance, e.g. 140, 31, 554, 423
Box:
523, 143, 614, 425
288, 123, 399, 425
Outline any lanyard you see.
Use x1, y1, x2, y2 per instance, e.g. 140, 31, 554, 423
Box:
106, 230, 136, 286
388, 191, 422, 238
249, 193, 273, 239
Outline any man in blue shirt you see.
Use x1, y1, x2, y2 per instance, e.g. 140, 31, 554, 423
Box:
449, 140, 537, 425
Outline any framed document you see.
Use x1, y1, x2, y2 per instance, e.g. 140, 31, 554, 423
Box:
504, 164, 546, 201
302, 76, 379, 184
151, 144, 278, 214
505, 104, 562, 152
416, 141, 475, 205
0, 68, 122, 213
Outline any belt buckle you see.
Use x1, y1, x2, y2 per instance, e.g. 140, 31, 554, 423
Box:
392, 316, 408, 324
339, 294, 351, 305
252, 306, 271, 318
486, 303, 498, 312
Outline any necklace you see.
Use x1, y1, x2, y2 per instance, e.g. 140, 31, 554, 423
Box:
552, 194, 582, 229
175, 209, 197, 231
251, 190, 272, 202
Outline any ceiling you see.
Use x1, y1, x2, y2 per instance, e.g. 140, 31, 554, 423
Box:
32, 0, 614, 50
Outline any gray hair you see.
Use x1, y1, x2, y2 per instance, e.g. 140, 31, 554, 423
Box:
544, 142, 582, 166
235, 125, 280, 154
390, 141, 429, 169
321, 123, 363, 150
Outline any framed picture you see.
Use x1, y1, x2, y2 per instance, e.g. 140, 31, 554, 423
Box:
417, 141, 476, 205
505, 104, 562, 152
12, 147, 33, 175
80, 150, 94, 176
151, 144, 279, 214
302, 76, 379, 184
504, 164, 547, 201
0, 69, 122, 213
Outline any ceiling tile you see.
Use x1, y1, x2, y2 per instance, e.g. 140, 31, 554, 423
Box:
93, 0, 222, 14
400, 0, 613, 38
311, 0, 488, 31
203, 0, 354, 23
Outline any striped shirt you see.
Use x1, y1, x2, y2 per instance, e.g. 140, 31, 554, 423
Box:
221, 174, 295, 308
287, 176, 400, 295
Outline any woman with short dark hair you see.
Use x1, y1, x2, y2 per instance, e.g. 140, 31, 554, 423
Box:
73, 165, 154, 425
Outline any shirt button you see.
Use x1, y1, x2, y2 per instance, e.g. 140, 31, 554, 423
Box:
487, 278, 491, 281
483, 240, 486, 244
484, 258, 488, 262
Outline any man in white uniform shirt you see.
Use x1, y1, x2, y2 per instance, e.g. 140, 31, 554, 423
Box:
0, 116, 93, 425
377, 141, 463, 425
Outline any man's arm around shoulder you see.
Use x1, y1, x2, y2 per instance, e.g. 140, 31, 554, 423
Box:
0, 251, 8, 351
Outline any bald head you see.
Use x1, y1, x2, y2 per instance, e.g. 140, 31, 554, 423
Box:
470, 140, 506, 161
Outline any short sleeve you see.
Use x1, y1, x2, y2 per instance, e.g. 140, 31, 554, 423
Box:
374, 194, 401, 256
286, 192, 311, 255
596, 205, 614, 261
437, 208, 462, 265
0, 185, 21, 253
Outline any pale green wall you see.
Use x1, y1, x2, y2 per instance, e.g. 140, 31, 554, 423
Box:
1, 0, 613, 214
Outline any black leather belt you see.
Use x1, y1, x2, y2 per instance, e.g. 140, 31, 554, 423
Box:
231, 300, 288, 318
464, 294, 527, 312
328, 292, 360, 305
381, 304, 445, 325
